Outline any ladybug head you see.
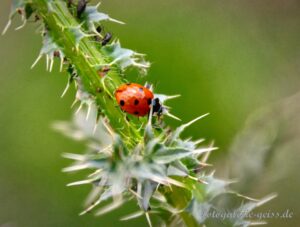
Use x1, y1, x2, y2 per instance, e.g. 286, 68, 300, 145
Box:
152, 98, 163, 116
150, 94, 181, 121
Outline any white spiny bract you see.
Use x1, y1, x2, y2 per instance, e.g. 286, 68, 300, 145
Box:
102, 41, 150, 74
83, 3, 125, 33
4, 0, 274, 226
54, 107, 215, 219
31, 33, 65, 72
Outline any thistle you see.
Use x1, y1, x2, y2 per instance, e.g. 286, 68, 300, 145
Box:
3, 0, 275, 226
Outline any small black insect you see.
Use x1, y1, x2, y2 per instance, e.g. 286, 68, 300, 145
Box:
34, 15, 40, 22
102, 33, 112, 46
53, 50, 60, 58
77, 0, 87, 19
96, 26, 102, 34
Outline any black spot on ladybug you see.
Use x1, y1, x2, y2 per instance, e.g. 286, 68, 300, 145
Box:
134, 111, 139, 115
120, 100, 125, 106
134, 99, 139, 105
139, 87, 144, 92
126, 83, 131, 86
147, 98, 152, 105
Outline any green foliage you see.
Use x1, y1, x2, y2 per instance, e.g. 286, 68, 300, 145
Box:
3, 0, 275, 226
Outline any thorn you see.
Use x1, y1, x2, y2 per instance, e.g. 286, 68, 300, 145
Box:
61, 81, 70, 98
46, 54, 50, 71
49, 56, 54, 72
166, 112, 181, 121
60, 56, 64, 72
15, 18, 26, 31
145, 212, 152, 227
102, 118, 115, 138
31, 54, 42, 69
109, 18, 125, 25
2, 19, 11, 35
120, 211, 144, 221
201, 141, 214, 163
86, 103, 92, 120
75, 103, 83, 114
95, 198, 123, 216
62, 153, 85, 161
71, 99, 79, 108
95, 2, 102, 9
166, 94, 181, 100
186, 113, 209, 127
256, 193, 277, 207
194, 138, 205, 145
80, 197, 102, 216
194, 147, 218, 156
129, 189, 142, 199
67, 179, 93, 187
62, 163, 89, 172
198, 178, 209, 185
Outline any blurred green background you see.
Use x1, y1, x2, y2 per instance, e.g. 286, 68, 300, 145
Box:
0, 0, 299, 226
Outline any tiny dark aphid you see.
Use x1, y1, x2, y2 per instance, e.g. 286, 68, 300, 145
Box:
34, 15, 40, 22
77, 0, 87, 19
102, 33, 112, 46
17, 8, 23, 15
53, 51, 60, 58
96, 26, 102, 34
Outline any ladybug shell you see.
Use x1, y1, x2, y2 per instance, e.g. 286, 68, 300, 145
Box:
115, 83, 154, 116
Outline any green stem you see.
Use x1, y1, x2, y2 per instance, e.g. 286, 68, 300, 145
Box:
29, 1, 199, 225
32, 0, 142, 145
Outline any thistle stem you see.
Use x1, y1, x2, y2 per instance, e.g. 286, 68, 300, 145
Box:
32, 0, 142, 145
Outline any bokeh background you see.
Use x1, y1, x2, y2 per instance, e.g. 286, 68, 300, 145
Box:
0, 0, 299, 226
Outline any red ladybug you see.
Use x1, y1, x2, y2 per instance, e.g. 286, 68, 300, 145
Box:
115, 83, 155, 117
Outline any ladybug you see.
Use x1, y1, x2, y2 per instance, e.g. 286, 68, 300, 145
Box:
115, 83, 162, 117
